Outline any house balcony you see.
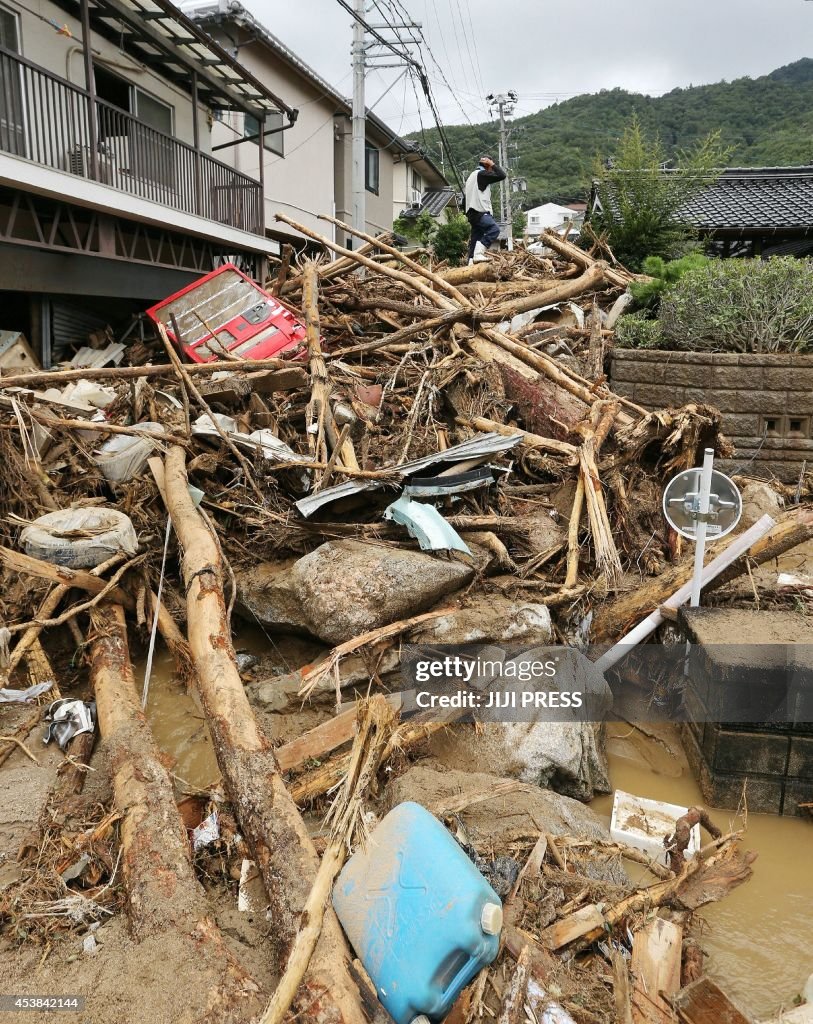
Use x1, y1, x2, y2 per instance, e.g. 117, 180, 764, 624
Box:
0, 43, 263, 236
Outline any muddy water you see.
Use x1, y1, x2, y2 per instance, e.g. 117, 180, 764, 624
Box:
593, 728, 813, 1020
136, 622, 812, 1020
141, 647, 220, 792
138, 625, 322, 792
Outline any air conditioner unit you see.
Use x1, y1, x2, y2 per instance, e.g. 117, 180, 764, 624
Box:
65, 145, 114, 184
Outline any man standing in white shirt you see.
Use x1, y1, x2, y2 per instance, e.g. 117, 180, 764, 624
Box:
464, 155, 506, 264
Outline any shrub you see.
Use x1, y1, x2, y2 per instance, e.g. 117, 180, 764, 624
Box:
615, 311, 664, 349
433, 214, 471, 266
393, 210, 438, 247
659, 257, 813, 353
629, 253, 711, 313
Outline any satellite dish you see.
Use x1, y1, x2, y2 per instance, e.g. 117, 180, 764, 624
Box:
663, 467, 742, 541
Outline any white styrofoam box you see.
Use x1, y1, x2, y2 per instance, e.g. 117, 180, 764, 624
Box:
610, 790, 701, 868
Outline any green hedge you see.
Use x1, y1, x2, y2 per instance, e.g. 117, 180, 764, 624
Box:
618, 257, 813, 353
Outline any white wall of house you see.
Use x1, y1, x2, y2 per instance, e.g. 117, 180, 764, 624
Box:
333, 115, 395, 243
207, 34, 336, 243
393, 160, 423, 221
3, 0, 207, 151
525, 202, 583, 235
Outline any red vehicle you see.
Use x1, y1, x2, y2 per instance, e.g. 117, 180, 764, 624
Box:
146, 264, 307, 363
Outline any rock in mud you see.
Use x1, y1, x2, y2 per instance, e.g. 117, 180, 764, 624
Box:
386, 764, 626, 885
234, 559, 310, 633
740, 480, 783, 528
409, 593, 552, 644
431, 650, 612, 802
289, 540, 474, 645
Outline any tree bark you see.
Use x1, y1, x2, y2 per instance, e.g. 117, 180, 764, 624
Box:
89, 603, 262, 1021
162, 445, 366, 1024
591, 508, 813, 643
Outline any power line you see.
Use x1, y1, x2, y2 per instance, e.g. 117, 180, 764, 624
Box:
334, 0, 422, 69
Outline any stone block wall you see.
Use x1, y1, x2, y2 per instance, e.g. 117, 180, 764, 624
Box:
610, 349, 813, 482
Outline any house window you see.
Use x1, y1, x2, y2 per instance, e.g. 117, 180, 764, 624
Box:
0, 3, 20, 50
244, 111, 284, 156
410, 167, 422, 205
365, 144, 379, 194
0, 4, 24, 157
134, 88, 173, 135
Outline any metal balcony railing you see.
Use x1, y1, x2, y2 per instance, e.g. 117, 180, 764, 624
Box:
0, 44, 263, 235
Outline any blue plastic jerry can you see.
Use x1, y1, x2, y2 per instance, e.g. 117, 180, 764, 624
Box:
332, 801, 502, 1024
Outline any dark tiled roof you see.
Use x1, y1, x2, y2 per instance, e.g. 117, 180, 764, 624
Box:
678, 166, 813, 232
400, 187, 459, 220
421, 187, 459, 217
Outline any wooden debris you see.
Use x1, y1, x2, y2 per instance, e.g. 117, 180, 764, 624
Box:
671, 977, 752, 1024
630, 917, 683, 1024
162, 445, 368, 1024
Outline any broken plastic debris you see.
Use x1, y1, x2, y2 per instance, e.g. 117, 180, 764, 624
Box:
0, 681, 53, 703
383, 495, 471, 554
43, 698, 96, 750
191, 810, 220, 852
61, 853, 91, 883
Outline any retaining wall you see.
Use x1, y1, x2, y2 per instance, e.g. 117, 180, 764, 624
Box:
610, 349, 813, 482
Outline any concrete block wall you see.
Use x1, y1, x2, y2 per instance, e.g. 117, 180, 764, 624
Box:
681, 719, 813, 815
610, 349, 813, 482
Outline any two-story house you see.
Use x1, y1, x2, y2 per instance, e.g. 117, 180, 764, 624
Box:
392, 144, 458, 227
0, 0, 294, 364
183, 0, 453, 249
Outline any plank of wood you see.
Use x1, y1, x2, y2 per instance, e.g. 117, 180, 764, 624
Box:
672, 977, 753, 1024
275, 694, 402, 773
631, 917, 683, 1024
539, 903, 606, 950
613, 949, 635, 1024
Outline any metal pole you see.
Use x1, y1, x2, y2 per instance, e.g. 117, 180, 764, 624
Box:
79, 0, 99, 182
256, 112, 266, 235
351, 0, 366, 247
191, 70, 203, 217
689, 448, 715, 607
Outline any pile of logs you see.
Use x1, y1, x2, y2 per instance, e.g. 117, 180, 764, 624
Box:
0, 222, 809, 1024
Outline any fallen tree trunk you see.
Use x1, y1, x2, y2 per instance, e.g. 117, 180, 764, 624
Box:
591, 508, 813, 643
162, 445, 367, 1024
481, 263, 606, 322
89, 603, 262, 1020
0, 358, 293, 391
0, 547, 192, 677
539, 230, 640, 290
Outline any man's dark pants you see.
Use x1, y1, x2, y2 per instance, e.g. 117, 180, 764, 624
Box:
466, 211, 500, 260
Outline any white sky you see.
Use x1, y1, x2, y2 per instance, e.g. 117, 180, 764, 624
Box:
242, 0, 813, 134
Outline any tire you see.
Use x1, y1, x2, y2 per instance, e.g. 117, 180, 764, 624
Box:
21, 508, 139, 569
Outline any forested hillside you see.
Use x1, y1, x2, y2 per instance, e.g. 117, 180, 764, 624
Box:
410, 59, 813, 207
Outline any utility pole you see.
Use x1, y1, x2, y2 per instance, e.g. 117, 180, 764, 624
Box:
351, 0, 366, 244
486, 91, 518, 250
349, 2, 421, 248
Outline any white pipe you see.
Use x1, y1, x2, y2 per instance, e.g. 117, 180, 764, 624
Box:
690, 447, 715, 607
594, 513, 776, 673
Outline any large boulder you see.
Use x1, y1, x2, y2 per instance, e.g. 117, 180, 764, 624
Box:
235, 541, 474, 645
290, 540, 474, 645
384, 765, 626, 885
234, 559, 310, 634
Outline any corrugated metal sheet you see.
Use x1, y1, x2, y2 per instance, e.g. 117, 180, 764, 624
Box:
49, 302, 109, 364
295, 432, 523, 518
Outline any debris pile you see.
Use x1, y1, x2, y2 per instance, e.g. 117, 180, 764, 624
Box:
0, 220, 810, 1023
